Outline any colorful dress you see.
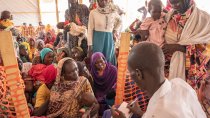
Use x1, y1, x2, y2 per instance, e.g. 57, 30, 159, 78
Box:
88, 4, 122, 65
65, 4, 89, 51
47, 58, 93, 118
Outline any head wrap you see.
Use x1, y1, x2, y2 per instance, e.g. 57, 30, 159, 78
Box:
42, 64, 57, 84
90, 52, 117, 99
56, 57, 74, 82
40, 48, 53, 63
35, 39, 45, 49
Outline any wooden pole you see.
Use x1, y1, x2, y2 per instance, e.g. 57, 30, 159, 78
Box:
37, 0, 42, 23
115, 32, 130, 105
55, 0, 59, 23
0, 31, 30, 117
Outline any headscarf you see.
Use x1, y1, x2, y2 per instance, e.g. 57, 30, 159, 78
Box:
56, 57, 74, 82
42, 64, 57, 84
97, 2, 116, 14
40, 48, 53, 63
35, 39, 45, 49
90, 52, 117, 98
57, 47, 70, 57
21, 42, 30, 53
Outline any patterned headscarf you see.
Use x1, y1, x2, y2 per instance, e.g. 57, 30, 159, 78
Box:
35, 39, 45, 49
56, 57, 74, 82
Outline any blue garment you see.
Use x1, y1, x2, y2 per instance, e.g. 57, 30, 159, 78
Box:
93, 31, 116, 66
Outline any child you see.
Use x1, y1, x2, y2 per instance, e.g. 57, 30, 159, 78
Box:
79, 92, 98, 118
139, 0, 166, 47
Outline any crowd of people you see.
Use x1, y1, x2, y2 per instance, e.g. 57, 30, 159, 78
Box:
0, 0, 210, 117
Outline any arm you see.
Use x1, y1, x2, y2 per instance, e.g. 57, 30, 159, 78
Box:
113, 13, 122, 33
33, 99, 49, 116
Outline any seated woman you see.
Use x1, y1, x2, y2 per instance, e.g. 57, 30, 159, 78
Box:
77, 61, 93, 87
35, 39, 45, 57
44, 32, 55, 45
33, 64, 57, 115
71, 46, 85, 62
45, 58, 98, 117
28, 48, 54, 90
91, 52, 117, 116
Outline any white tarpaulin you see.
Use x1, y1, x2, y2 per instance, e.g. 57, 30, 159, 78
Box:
0, 0, 39, 26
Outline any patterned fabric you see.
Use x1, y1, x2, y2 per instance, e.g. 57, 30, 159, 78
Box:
65, 4, 89, 51
21, 26, 29, 38
28, 26, 35, 37
185, 44, 210, 89
47, 58, 93, 118
36, 26, 45, 35
123, 71, 149, 111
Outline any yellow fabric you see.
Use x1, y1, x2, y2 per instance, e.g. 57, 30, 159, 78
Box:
35, 84, 50, 108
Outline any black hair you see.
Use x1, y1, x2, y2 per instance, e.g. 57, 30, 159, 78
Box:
147, 0, 162, 13
19, 44, 26, 50
134, 34, 141, 41
0, 10, 10, 20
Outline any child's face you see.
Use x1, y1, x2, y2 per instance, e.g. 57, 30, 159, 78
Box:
150, 6, 161, 20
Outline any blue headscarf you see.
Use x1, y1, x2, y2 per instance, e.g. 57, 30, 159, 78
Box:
40, 48, 53, 63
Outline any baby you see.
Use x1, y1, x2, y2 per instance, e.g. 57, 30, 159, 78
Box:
79, 92, 98, 118
139, 0, 166, 47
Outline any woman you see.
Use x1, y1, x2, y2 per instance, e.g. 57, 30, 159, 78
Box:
53, 32, 65, 48
46, 58, 98, 117
44, 32, 56, 45
29, 48, 54, 85
87, 0, 122, 66
91, 52, 117, 115
55, 47, 70, 63
35, 39, 45, 57
77, 61, 94, 87
162, 0, 210, 89
28, 38, 36, 61
33, 65, 57, 116
65, 0, 89, 51
71, 46, 85, 62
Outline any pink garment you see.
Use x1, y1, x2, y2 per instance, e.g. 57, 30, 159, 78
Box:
140, 15, 167, 47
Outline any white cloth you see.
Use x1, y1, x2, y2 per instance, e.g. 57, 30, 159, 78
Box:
143, 78, 206, 118
87, 9, 122, 46
165, 6, 210, 80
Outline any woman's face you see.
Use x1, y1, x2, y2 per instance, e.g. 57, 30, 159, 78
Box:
43, 52, 54, 65
38, 42, 44, 50
63, 61, 79, 81
46, 33, 52, 40
29, 40, 35, 47
169, 0, 187, 13
95, 57, 106, 71
97, 0, 109, 8
71, 48, 82, 61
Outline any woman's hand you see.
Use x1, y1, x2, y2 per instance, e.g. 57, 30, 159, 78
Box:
127, 101, 144, 117
111, 106, 126, 118
162, 44, 186, 55
90, 102, 100, 116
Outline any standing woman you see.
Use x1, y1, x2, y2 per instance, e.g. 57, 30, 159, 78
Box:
65, 0, 89, 51
87, 0, 122, 66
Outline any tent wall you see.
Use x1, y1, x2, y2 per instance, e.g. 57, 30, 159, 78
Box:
0, 0, 39, 26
